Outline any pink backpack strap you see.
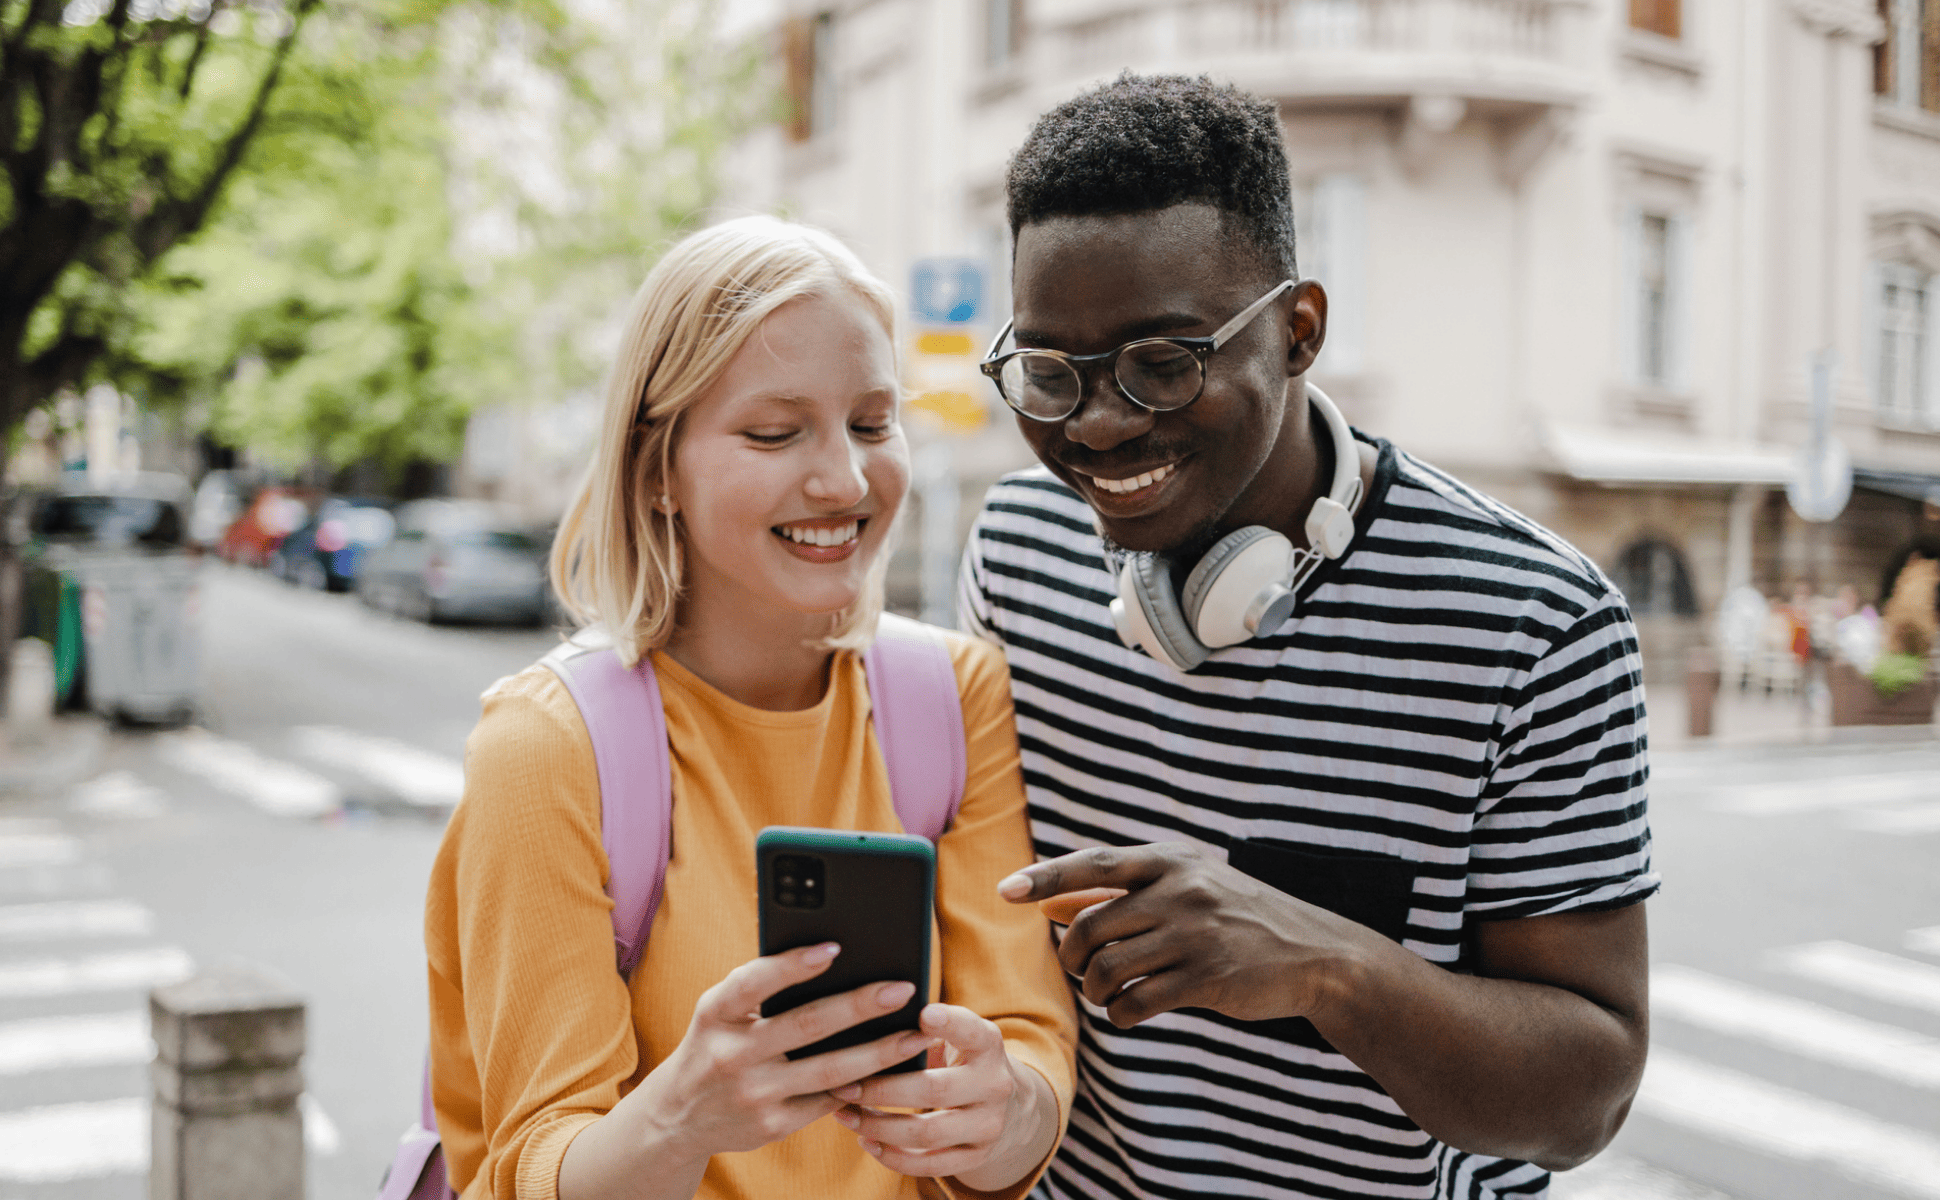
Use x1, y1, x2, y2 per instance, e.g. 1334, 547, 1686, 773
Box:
541, 636, 672, 976
864, 614, 967, 842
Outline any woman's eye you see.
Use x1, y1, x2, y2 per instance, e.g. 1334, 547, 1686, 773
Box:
743, 429, 796, 445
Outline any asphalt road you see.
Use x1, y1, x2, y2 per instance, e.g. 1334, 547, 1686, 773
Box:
2, 565, 1938, 1199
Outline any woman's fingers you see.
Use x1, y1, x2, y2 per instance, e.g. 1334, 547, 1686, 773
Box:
779, 1026, 934, 1095
832, 1005, 999, 1107
758, 978, 917, 1058
698, 942, 842, 1025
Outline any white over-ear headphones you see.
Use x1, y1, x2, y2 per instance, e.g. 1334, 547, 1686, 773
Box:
1108, 383, 1364, 672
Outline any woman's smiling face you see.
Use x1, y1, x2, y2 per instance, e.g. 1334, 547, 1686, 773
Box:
667, 288, 908, 622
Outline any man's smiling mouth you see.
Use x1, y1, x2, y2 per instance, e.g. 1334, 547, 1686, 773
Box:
1087, 462, 1178, 495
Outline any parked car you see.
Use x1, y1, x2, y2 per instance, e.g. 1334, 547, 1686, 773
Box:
217, 486, 315, 568
13, 472, 201, 722
269, 498, 396, 591
357, 500, 551, 624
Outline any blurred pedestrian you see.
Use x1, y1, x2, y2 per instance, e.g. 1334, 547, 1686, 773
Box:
423, 217, 1074, 1200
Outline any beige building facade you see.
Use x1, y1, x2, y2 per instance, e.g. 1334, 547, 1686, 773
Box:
723, 0, 1940, 674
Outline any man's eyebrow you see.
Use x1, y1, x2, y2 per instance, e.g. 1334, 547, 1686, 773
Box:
1013, 312, 1207, 348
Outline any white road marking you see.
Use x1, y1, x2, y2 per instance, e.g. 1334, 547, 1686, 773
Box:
1909, 926, 1940, 958
0, 1093, 339, 1181
1636, 1047, 1940, 1198
1772, 941, 1940, 1017
0, 1011, 148, 1075
159, 729, 340, 818
1844, 803, 1940, 834
1709, 770, 1940, 815
0, 898, 153, 942
0, 946, 193, 998
70, 770, 169, 819
291, 725, 464, 808
0, 831, 79, 869
1653, 964, 1940, 1088
0, 1096, 145, 1181
1549, 1152, 1741, 1200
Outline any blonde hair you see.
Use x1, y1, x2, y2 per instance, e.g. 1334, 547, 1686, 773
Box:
550, 215, 900, 666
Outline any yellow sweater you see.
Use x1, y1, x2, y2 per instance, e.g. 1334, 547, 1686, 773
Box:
425, 632, 1076, 1200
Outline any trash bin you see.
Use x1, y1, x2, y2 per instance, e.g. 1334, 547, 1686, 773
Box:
15, 474, 200, 723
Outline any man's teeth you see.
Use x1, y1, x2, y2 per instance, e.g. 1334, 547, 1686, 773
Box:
1090, 463, 1176, 495
778, 521, 859, 547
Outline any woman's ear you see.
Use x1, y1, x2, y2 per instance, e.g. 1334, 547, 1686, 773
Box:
1287, 279, 1329, 378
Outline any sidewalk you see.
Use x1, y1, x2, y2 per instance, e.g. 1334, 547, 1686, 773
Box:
1647, 677, 1938, 752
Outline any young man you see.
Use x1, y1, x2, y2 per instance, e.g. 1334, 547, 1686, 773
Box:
959, 75, 1656, 1200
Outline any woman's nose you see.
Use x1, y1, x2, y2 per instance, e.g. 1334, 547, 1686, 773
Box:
805, 434, 869, 506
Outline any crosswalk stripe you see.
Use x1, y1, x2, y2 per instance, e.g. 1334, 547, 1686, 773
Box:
0, 1011, 148, 1075
0, 946, 193, 998
158, 729, 340, 818
0, 1096, 146, 1182
0, 1092, 340, 1181
292, 725, 464, 808
1709, 771, 1940, 815
0, 831, 80, 868
1653, 964, 1940, 1088
1637, 1047, 1940, 1198
1772, 941, 1940, 1017
70, 770, 169, 819
1909, 926, 1940, 958
0, 898, 153, 941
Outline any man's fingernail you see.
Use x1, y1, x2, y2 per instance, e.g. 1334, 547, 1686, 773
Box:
809, 942, 841, 963
878, 981, 915, 1006
997, 873, 1031, 900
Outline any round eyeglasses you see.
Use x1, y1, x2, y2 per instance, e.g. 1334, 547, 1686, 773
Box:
979, 280, 1296, 422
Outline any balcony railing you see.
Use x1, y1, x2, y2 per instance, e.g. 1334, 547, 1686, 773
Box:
1041, 0, 1587, 107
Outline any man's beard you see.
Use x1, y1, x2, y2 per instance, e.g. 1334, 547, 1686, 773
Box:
1098, 515, 1226, 579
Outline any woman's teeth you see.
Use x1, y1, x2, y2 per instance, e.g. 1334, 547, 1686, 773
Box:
776, 521, 859, 547
1090, 463, 1176, 495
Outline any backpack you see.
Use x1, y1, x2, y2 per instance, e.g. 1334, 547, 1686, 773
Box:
378, 614, 968, 1200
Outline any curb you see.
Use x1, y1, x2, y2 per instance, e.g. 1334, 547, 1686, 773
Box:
0, 716, 110, 794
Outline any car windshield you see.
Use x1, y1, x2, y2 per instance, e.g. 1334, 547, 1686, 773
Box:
35, 495, 184, 546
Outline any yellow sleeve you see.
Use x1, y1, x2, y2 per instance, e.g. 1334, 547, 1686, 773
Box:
933, 634, 1077, 1200
425, 666, 633, 1200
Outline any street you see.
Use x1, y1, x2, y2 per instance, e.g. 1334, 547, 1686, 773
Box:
0, 565, 1938, 1199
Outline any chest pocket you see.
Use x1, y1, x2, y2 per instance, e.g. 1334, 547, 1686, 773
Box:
1209, 837, 1419, 1054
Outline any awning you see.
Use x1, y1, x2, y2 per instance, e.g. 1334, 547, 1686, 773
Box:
1852, 466, 1940, 505
1541, 424, 1793, 486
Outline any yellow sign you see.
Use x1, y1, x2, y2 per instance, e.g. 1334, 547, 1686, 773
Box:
908, 390, 987, 431
916, 332, 976, 356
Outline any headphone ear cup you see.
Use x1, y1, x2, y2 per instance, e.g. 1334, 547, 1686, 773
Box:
1120, 553, 1210, 671
1181, 526, 1295, 648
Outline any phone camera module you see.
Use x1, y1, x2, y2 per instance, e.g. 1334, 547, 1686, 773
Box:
773, 854, 825, 909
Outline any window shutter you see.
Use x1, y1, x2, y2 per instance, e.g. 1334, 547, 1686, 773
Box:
1922, 270, 1940, 426
1313, 175, 1367, 374
1666, 213, 1693, 393
1619, 208, 1642, 386
1865, 260, 1885, 413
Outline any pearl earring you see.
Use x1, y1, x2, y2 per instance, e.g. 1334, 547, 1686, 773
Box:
655, 494, 675, 514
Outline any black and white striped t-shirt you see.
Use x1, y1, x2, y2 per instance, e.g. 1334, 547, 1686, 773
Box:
958, 436, 1658, 1200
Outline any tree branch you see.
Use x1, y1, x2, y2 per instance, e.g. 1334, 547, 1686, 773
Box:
3, 328, 105, 429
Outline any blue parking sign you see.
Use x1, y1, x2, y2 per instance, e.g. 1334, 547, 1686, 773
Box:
910, 259, 984, 325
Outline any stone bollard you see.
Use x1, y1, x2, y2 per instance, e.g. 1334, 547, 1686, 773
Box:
1685, 646, 1722, 739
150, 965, 307, 1200
5, 637, 54, 748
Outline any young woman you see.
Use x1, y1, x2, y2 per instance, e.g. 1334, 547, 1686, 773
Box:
422, 216, 1075, 1200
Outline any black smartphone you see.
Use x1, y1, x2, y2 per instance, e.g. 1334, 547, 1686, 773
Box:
756, 826, 934, 1074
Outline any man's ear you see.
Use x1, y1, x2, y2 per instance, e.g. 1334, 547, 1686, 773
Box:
1287, 280, 1328, 378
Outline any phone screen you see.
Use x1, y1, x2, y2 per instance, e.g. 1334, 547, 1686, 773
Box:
756, 826, 934, 1073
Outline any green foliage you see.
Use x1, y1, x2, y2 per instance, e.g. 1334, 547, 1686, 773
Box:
1869, 651, 1929, 697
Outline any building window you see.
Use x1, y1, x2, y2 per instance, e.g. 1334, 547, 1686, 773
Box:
1622, 209, 1690, 391
1875, 262, 1933, 424
1612, 537, 1698, 616
784, 12, 836, 142
1629, 0, 1681, 39
984, 0, 1022, 68
1294, 174, 1368, 374
1876, 0, 1939, 111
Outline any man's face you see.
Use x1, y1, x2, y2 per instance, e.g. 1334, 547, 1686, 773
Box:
1007, 204, 1324, 554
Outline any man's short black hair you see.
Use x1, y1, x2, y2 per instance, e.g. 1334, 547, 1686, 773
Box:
1006, 73, 1297, 280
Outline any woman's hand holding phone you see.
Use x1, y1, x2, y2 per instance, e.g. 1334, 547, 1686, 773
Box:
559, 942, 931, 1200
829, 1002, 1059, 1193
